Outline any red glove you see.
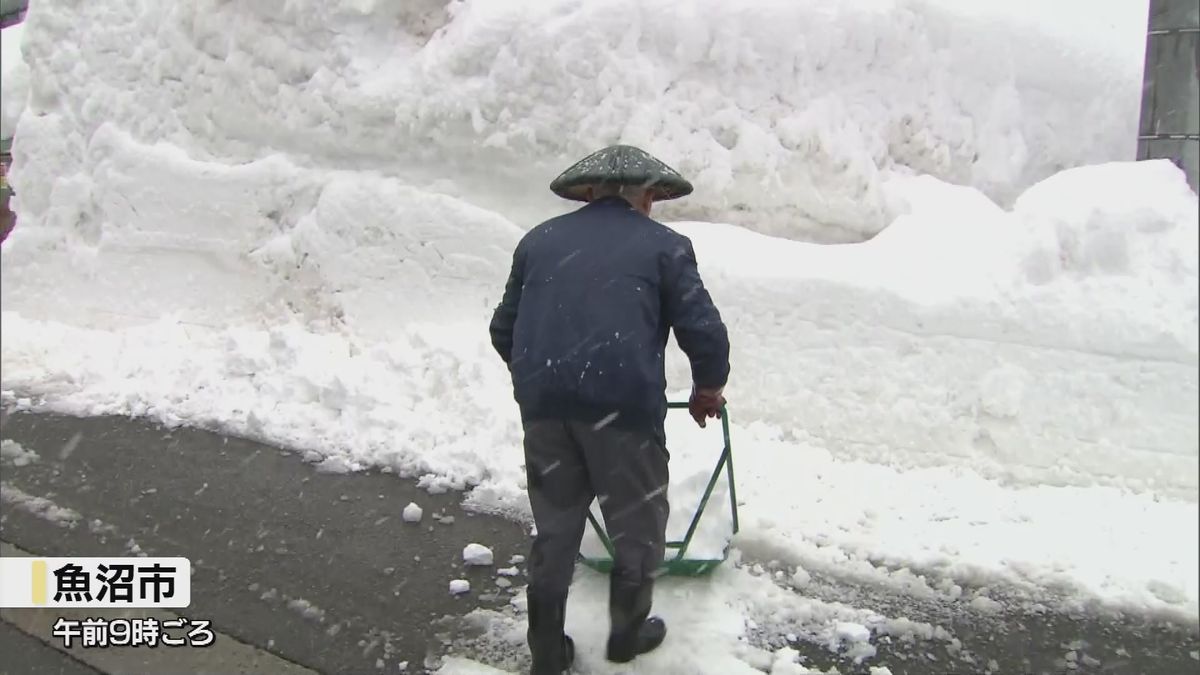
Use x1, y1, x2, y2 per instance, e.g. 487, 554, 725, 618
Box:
689, 385, 726, 428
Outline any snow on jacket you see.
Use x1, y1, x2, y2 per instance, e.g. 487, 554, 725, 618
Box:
490, 196, 730, 439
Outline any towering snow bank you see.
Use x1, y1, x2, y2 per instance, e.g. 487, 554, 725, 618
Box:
4, 0, 1148, 242
0, 3, 1191, 496
3, 128, 1196, 498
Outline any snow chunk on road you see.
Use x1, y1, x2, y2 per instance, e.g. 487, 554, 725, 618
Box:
286, 598, 326, 623
510, 593, 527, 613
790, 567, 812, 588
463, 543, 494, 566
970, 595, 1003, 613
0, 483, 81, 528
449, 579, 471, 595
833, 621, 877, 663
835, 621, 871, 643
769, 647, 813, 674
0, 440, 39, 467
402, 502, 423, 523
496, 566, 519, 577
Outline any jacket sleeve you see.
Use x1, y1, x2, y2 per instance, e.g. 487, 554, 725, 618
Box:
489, 244, 526, 365
661, 238, 730, 389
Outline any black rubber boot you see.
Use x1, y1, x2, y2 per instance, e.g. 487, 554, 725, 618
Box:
527, 586, 575, 675
605, 577, 667, 663
606, 616, 666, 663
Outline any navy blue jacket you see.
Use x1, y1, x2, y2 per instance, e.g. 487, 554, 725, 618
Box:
489, 196, 730, 438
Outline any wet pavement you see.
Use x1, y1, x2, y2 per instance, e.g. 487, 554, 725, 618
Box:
0, 411, 529, 674
1, 411, 1197, 675
0, 618, 100, 675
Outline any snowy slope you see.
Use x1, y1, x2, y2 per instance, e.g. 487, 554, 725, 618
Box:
1, 0, 1197, 650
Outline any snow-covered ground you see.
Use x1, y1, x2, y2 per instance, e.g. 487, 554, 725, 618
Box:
1, 0, 1197, 671
438, 564, 962, 675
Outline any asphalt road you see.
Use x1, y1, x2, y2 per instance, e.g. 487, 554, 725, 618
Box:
0, 618, 100, 675
1, 411, 1197, 675
0, 411, 530, 674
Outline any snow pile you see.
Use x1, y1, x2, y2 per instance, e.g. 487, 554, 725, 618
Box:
668, 161, 1199, 498
0, 124, 521, 336
4, 0, 1187, 496
449, 579, 471, 596
2, 0, 1148, 242
3, 301, 1196, 622
0, 315, 529, 509
463, 543, 495, 566
732, 431, 1199, 622
4, 146, 1195, 497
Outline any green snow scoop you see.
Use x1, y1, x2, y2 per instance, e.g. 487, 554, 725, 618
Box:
580, 401, 738, 577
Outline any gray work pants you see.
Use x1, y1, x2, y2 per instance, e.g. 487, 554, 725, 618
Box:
522, 420, 670, 596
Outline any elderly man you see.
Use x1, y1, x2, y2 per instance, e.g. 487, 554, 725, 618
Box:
489, 145, 730, 673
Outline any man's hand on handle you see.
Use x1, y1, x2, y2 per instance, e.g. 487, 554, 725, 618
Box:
689, 385, 726, 428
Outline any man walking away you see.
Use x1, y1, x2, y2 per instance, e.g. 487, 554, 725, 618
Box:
489, 145, 731, 674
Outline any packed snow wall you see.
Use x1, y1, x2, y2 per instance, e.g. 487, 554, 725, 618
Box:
2, 0, 1196, 502
2, 0, 1149, 242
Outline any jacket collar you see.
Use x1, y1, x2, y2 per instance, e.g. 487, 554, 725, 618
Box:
583, 195, 635, 210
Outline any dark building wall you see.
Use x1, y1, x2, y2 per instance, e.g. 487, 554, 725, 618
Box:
1137, 0, 1200, 192
0, 0, 27, 29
